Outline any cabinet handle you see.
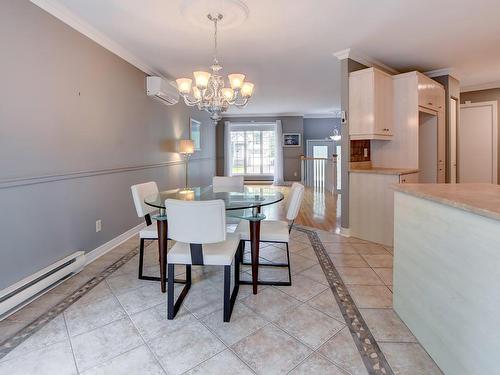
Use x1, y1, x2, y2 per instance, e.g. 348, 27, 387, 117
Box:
428, 102, 433, 106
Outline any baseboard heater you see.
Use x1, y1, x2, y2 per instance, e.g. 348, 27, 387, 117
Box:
0, 251, 86, 320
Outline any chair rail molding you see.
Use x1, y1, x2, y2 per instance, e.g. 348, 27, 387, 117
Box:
0, 157, 215, 189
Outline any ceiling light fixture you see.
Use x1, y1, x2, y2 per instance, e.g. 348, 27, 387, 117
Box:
330, 128, 341, 141
176, 13, 254, 124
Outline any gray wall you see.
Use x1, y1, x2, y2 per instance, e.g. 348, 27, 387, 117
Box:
216, 116, 304, 181
461, 88, 500, 182
0, 0, 215, 289
303, 117, 341, 153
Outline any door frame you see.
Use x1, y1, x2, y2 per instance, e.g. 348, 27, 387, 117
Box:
459, 101, 498, 183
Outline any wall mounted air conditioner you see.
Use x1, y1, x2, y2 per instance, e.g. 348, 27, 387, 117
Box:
146, 76, 179, 105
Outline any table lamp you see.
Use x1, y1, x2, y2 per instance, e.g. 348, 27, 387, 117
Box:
177, 139, 194, 190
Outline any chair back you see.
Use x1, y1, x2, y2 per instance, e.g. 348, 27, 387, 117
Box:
213, 176, 244, 189
165, 199, 226, 244
286, 183, 305, 221
131, 181, 159, 218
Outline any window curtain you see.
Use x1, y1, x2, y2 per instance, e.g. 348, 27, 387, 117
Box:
274, 120, 284, 185
224, 121, 232, 176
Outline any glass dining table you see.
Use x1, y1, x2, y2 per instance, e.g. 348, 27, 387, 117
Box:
144, 185, 284, 295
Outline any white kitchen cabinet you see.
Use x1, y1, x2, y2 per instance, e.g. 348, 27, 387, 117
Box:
350, 169, 419, 246
399, 172, 419, 183
349, 67, 393, 140
417, 73, 445, 112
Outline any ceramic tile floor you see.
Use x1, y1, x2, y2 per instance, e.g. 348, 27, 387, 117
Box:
0, 228, 442, 375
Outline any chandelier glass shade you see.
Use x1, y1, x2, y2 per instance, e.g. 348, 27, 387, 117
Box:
175, 13, 254, 123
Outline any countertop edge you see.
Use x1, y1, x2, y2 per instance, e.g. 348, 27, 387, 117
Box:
393, 184, 500, 222
350, 168, 419, 176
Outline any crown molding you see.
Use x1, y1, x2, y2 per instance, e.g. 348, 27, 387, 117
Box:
332, 48, 399, 75
222, 112, 305, 118
461, 80, 500, 93
304, 112, 342, 119
424, 67, 461, 80
30, 0, 166, 79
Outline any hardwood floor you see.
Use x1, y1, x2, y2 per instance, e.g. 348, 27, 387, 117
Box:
254, 185, 341, 233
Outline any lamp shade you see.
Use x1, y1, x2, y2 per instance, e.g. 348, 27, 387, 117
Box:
177, 139, 195, 154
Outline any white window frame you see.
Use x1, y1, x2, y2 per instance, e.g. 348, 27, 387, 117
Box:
229, 122, 276, 177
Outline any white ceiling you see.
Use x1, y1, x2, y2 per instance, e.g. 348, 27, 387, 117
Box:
34, 0, 500, 116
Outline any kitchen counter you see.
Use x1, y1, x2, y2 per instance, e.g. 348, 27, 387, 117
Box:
349, 167, 419, 175
393, 183, 500, 221
393, 183, 500, 374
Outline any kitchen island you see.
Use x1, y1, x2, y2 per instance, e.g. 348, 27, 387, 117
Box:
349, 167, 419, 246
393, 183, 500, 375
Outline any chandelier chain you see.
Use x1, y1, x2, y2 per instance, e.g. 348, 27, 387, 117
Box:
213, 17, 218, 65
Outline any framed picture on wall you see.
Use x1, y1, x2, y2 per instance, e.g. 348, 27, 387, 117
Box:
190, 118, 201, 151
283, 133, 301, 147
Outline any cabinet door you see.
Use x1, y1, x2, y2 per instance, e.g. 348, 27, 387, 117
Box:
400, 173, 419, 183
374, 69, 394, 136
437, 109, 446, 182
349, 69, 375, 136
349, 68, 393, 140
418, 74, 444, 111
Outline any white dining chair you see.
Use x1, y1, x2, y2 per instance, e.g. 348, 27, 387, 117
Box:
131, 181, 162, 281
165, 199, 241, 322
213, 176, 245, 225
235, 182, 305, 286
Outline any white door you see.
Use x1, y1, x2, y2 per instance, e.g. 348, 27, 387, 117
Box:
450, 98, 457, 183
459, 101, 498, 183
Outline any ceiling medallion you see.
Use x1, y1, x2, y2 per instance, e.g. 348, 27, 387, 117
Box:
175, 12, 254, 123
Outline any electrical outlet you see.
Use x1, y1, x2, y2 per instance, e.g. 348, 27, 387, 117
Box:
293, 171, 298, 177
96, 219, 102, 233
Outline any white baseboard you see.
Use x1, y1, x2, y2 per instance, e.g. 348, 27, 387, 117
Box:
85, 222, 145, 265
339, 227, 351, 237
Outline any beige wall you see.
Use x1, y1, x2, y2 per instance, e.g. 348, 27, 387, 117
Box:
460, 88, 500, 182
0, 0, 215, 289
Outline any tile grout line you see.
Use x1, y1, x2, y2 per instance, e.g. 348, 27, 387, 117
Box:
0, 241, 144, 360
62, 313, 80, 374
109, 284, 169, 375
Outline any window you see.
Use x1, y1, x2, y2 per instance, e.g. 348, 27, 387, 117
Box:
229, 123, 276, 176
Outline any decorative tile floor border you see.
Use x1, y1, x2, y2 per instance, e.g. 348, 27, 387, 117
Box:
297, 226, 394, 375
1, 229, 394, 375
0, 242, 144, 359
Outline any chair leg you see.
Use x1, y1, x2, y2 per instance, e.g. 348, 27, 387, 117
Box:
167, 263, 191, 320
223, 261, 240, 323
138, 238, 145, 279
138, 239, 161, 281
223, 265, 231, 322
286, 242, 292, 285
167, 264, 175, 319
239, 240, 292, 287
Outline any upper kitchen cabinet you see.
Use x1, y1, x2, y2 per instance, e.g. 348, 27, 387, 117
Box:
417, 73, 445, 112
349, 67, 394, 140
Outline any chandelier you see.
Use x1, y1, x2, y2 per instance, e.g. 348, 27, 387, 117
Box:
175, 13, 254, 123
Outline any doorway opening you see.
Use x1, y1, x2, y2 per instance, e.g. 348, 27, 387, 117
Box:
418, 111, 438, 183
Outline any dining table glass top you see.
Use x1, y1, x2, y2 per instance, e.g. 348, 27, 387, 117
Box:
144, 185, 284, 220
